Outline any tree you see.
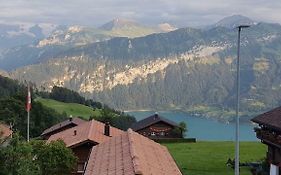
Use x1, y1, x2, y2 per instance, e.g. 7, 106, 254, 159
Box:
171, 121, 187, 138
98, 109, 114, 124
32, 140, 77, 175
0, 93, 67, 139
50, 86, 85, 104
0, 134, 40, 175
92, 109, 136, 130
0, 134, 76, 175
179, 121, 187, 137
0, 75, 25, 99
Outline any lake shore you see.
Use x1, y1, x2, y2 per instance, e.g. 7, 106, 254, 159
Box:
127, 110, 257, 141
125, 108, 255, 124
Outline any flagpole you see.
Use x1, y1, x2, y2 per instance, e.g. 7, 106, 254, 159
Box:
27, 84, 31, 142
27, 106, 30, 142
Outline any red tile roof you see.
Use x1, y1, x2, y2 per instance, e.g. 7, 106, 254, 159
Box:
47, 120, 124, 148
84, 129, 182, 175
251, 106, 281, 131
41, 117, 86, 137
0, 123, 12, 139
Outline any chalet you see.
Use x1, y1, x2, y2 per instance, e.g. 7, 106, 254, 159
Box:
47, 119, 124, 175
252, 106, 281, 175
131, 113, 182, 139
41, 117, 86, 139
84, 129, 182, 175
0, 123, 13, 146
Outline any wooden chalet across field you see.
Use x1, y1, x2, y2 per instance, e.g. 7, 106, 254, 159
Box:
252, 106, 281, 175
131, 113, 183, 139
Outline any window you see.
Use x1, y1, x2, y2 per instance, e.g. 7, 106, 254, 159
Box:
77, 162, 86, 173
151, 132, 156, 136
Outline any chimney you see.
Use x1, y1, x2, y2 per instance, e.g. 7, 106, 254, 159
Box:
154, 112, 159, 120
69, 115, 73, 121
104, 122, 110, 136
74, 130, 77, 136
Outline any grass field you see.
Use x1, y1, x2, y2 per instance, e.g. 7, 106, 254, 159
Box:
36, 98, 101, 119
164, 141, 266, 175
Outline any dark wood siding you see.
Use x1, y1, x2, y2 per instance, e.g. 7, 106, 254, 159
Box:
71, 142, 97, 175
255, 127, 281, 166
136, 121, 182, 139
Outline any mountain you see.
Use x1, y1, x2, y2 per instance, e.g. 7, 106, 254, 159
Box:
99, 18, 140, 30
212, 15, 257, 29
37, 20, 176, 47
5, 21, 281, 119
158, 23, 177, 32
2, 16, 281, 121
0, 69, 8, 77
98, 18, 158, 38
0, 22, 62, 70
37, 25, 112, 47
0, 19, 175, 70
0, 22, 59, 50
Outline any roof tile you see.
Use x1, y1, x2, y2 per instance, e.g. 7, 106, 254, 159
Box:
41, 117, 86, 136
0, 123, 12, 139
47, 119, 124, 147
84, 129, 182, 175
251, 106, 281, 131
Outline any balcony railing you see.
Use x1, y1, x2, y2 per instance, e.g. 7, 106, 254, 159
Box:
254, 127, 281, 147
72, 161, 86, 174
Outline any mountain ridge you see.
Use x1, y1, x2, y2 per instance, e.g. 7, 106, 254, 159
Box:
204, 15, 257, 30
2, 16, 281, 120
99, 18, 140, 30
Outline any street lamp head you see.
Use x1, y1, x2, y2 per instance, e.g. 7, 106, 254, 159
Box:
237, 25, 251, 28
237, 25, 251, 30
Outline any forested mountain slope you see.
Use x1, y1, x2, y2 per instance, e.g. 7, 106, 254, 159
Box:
1, 16, 281, 120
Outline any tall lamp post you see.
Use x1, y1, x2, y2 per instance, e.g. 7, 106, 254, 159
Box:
235, 25, 250, 175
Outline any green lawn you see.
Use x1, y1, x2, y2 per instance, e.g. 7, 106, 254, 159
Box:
36, 98, 101, 119
164, 141, 266, 175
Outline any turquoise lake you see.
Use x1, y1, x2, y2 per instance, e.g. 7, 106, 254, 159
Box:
127, 111, 258, 141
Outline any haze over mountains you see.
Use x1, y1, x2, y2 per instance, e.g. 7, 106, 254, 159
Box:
0, 22, 59, 50
0, 18, 177, 70
210, 15, 257, 29
1, 15, 281, 120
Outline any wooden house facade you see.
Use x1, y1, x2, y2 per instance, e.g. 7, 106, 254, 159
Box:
252, 106, 281, 175
131, 114, 183, 139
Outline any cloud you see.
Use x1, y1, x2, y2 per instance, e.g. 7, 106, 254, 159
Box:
0, 0, 280, 27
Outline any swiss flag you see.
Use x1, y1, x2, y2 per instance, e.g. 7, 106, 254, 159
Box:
26, 85, 31, 112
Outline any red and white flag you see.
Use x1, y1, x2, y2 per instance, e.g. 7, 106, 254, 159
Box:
26, 85, 31, 112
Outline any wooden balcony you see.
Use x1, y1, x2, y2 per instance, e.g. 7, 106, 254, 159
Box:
254, 127, 281, 148
71, 161, 86, 175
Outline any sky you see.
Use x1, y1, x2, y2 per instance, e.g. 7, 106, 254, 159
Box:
0, 0, 280, 27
